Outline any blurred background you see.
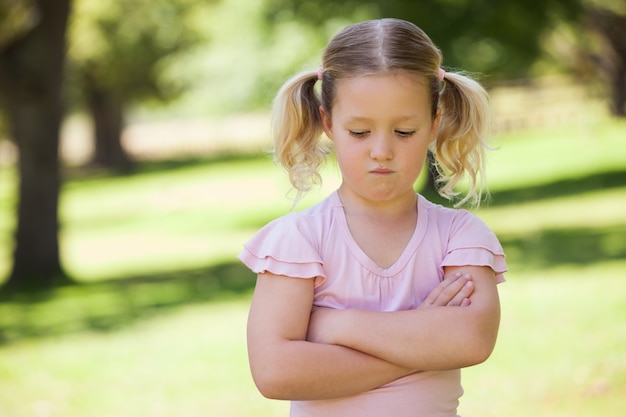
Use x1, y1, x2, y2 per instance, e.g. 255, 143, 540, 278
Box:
0, 0, 624, 416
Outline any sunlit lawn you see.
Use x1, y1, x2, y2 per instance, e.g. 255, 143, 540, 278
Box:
0, 116, 625, 416
0, 264, 624, 417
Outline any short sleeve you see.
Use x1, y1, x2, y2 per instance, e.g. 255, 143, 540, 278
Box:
237, 214, 326, 287
440, 211, 508, 283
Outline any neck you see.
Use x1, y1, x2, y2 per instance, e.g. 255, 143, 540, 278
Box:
337, 186, 418, 220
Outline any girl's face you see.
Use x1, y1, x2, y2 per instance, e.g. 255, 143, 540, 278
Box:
321, 72, 439, 207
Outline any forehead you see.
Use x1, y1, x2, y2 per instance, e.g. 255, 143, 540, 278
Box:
331, 72, 431, 120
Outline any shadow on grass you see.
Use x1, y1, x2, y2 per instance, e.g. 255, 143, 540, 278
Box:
2, 226, 624, 345
63, 151, 269, 182
0, 261, 257, 345
416, 169, 626, 209
500, 224, 626, 273
488, 169, 626, 206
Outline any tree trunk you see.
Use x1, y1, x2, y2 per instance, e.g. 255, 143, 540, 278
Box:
83, 73, 134, 173
586, 6, 626, 117
0, 0, 71, 293
602, 14, 626, 117
610, 63, 626, 117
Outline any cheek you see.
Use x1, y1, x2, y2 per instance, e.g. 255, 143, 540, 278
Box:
403, 145, 430, 171
334, 142, 361, 171
334, 147, 353, 168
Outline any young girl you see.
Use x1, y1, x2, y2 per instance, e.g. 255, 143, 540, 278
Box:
238, 18, 507, 417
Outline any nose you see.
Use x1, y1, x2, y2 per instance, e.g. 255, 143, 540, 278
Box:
369, 134, 393, 161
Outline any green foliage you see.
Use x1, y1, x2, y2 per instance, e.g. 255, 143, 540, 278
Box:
143, 0, 381, 116
57, 0, 626, 116
264, 0, 584, 78
160, 0, 331, 115
68, 0, 206, 107
0, 0, 37, 48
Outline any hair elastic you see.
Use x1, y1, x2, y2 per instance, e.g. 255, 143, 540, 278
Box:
317, 67, 324, 81
438, 67, 446, 81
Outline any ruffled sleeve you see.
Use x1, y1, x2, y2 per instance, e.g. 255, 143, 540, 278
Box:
238, 214, 326, 287
440, 211, 508, 283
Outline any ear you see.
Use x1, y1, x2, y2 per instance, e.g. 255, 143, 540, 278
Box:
320, 105, 333, 140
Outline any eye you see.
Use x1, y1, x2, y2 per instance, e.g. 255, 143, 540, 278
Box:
395, 130, 416, 138
349, 130, 369, 138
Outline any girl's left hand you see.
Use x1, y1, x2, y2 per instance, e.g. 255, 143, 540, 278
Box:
420, 272, 474, 308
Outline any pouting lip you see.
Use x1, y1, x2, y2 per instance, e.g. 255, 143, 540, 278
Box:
370, 167, 394, 174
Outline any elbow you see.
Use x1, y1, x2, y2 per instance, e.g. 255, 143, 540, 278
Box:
462, 303, 501, 366
461, 324, 499, 366
248, 339, 309, 400
254, 381, 287, 400
464, 337, 496, 366
255, 383, 282, 400
251, 367, 294, 400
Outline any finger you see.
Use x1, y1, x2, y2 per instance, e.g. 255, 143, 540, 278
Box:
423, 272, 463, 306
438, 275, 472, 306
446, 279, 474, 307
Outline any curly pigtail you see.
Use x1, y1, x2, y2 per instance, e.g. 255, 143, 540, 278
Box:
271, 69, 329, 202
432, 71, 492, 208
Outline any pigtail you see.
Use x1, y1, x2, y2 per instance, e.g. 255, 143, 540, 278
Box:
271, 69, 329, 203
432, 71, 492, 208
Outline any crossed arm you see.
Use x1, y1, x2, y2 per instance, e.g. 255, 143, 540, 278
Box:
246, 265, 500, 400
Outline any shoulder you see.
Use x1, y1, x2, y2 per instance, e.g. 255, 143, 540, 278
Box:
419, 196, 508, 280
239, 193, 340, 282
274, 192, 340, 232
246, 192, 340, 247
419, 195, 501, 248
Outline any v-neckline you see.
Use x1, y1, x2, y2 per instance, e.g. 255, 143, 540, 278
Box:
332, 191, 428, 277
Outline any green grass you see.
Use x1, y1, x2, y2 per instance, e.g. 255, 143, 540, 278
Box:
0, 299, 289, 417
486, 119, 626, 191
0, 116, 625, 416
460, 262, 626, 417
0, 265, 623, 417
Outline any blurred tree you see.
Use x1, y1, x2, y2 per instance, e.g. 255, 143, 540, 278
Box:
0, 0, 71, 292
0, 0, 38, 47
581, 1, 626, 116
68, 0, 204, 172
269, 0, 626, 117
265, 0, 582, 80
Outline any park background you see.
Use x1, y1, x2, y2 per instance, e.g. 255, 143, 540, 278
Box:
0, 0, 625, 416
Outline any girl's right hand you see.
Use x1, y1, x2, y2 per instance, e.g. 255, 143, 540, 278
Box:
420, 272, 474, 308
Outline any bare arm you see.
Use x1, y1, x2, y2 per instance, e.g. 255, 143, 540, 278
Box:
246, 272, 414, 401
307, 266, 501, 371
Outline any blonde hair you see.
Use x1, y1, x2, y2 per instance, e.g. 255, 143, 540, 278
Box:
272, 18, 491, 207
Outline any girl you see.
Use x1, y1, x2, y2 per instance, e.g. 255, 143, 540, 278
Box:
238, 18, 507, 417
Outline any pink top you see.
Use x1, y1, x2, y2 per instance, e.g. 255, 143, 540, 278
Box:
239, 191, 507, 417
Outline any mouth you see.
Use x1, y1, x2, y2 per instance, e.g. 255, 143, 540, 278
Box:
370, 167, 394, 174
